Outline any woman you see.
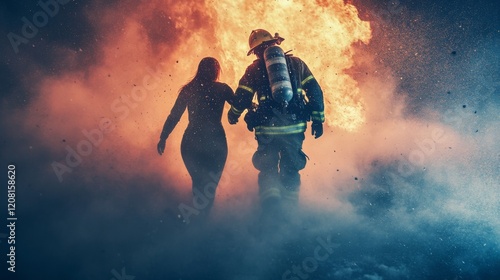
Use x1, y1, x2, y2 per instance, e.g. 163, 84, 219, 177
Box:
157, 57, 234, 219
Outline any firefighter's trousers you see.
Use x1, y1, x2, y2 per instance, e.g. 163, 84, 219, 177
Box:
252, 133, 307, 209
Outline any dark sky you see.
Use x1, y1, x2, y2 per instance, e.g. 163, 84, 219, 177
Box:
0, 0, 499, 279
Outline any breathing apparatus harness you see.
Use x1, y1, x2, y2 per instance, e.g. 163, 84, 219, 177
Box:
244, 48, 310, 131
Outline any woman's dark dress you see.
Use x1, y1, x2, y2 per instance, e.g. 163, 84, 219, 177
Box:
161, 81, 234, 207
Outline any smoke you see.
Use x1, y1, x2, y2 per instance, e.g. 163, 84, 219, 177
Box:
1, 0, 499, 279
6, 0, 221, 185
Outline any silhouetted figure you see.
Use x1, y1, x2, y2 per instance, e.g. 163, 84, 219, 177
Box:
157, 57, 234, 221
228, 29, 325, 218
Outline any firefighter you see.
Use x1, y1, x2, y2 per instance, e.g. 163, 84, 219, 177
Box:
228, 29, 325, 213
158, 57, 234, 220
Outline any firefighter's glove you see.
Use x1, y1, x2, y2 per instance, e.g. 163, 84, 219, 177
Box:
311, 121, 323, 139
157, 139, 166, 155
244, 111, 256, 132
246, 123, 254, 132
227, 110, 239, 125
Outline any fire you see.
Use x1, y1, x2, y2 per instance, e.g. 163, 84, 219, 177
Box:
23, 0, 372, 184
206, 0, 371, 131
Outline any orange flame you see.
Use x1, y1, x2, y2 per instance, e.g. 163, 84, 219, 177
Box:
207, 0, 372, 131
22, 0, 372, 186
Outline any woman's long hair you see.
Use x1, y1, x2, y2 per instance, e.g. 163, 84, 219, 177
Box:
185, 57, 221, 88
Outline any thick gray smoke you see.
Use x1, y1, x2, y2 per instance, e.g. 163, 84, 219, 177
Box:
0, 0, 498, 279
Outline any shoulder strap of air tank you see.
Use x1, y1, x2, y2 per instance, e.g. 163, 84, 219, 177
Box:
285, 54, 300, 100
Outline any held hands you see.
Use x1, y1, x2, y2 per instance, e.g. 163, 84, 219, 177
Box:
311, 121, 323, 139
157, 139, 166, 155
227, 110, 239, 125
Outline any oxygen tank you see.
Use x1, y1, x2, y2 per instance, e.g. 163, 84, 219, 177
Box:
264, 46, 293, 108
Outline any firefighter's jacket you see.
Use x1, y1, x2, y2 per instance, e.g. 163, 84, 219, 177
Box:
230, 55, 325, 136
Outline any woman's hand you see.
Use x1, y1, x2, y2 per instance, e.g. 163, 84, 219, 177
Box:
157, 139, 166, 155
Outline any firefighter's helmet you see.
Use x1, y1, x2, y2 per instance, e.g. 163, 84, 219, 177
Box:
247, 29, 284, 56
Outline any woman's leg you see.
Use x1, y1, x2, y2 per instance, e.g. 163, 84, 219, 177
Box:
180, 129, 228, 219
